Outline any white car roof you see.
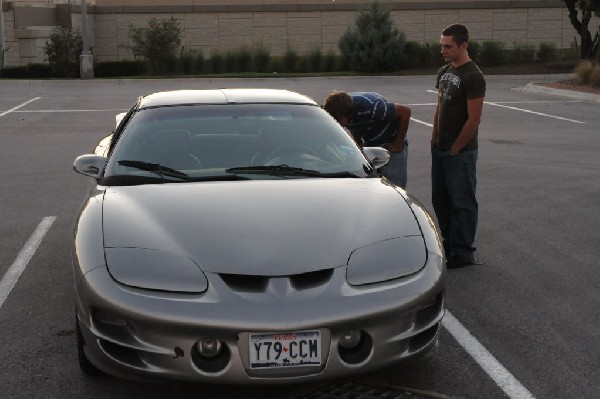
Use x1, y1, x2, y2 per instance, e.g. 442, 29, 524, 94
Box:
137, 89, 318, 109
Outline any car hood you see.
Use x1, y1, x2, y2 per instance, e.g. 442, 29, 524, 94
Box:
102, 178, 422, 275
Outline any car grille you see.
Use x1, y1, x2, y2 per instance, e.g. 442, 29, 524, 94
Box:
219, 269, 334, 292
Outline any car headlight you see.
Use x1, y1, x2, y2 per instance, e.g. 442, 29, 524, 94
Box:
346, 237, 426, 285
104, 248, 208, 293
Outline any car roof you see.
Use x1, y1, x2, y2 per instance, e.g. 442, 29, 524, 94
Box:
138, 89, 318, 109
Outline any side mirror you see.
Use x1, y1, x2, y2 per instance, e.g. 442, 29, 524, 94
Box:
363, 147, 390, 169
73, 155, 108, 178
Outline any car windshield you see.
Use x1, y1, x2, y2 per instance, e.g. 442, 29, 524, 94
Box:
102, 103, 372, 185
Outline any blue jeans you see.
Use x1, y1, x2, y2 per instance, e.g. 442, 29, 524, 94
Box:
379, 143, 408, 189
431, 146, 478, 262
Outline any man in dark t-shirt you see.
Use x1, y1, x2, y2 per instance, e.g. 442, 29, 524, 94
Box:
431, 24, 486, 269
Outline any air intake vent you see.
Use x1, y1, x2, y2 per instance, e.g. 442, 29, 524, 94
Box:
219, 269, 334, 292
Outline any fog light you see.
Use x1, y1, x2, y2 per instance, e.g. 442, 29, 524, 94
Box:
195, 338, 223, 358
339, 330, 362, 349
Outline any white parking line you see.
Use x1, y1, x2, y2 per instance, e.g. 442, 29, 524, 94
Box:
424, 89, 584, 124
0, 216, 56, 310
0, 97, 41, 117
443, 311, 535, 399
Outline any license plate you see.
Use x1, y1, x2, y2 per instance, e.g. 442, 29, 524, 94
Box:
249, 331, 321, 369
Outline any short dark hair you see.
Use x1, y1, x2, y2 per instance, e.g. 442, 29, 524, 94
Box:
323, 91, 354, 121
442, 24, 469, 46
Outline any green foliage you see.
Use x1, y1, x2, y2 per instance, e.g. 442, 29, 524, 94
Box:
95, 60, 146, 77
338, 1, 406, 72
43, 27, 83, 77
403, 41, 443, 68
128, 17, 182, 74
0, 63, 52, 78
307, 46, 322, 72
322, 49, 339, 72
478, 41, 507, 66
537, 42, 558, 62
208, 49, 224, 74
251, 43, 271, 72
510, 42, 536, 63
282, 44, 299, 73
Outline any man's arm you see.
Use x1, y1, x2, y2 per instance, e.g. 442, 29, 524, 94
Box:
431, 96, 440, 147
384, 104, 411, 152
449, 96, 484, 156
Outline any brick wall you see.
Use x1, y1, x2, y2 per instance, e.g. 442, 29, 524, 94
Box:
2, 0, 599, 65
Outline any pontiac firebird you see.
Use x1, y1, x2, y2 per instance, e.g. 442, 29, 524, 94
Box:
72, 88, 445, 383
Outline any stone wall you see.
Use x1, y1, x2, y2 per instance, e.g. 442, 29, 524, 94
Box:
2, 0, 599, 66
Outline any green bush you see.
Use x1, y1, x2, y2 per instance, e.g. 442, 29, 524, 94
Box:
589, 65, 600, 86
322, 49, 339, 72
282, 44, 299, 73
537, 42, 558, 63
478, 41, 507, 66
43, 27, 83, 77
0, 63, 52, 78
468, 41, 481, 64
251, 43, 271, 72
128, 17, 182, 75
510, 42, 536, 64
307, 46, 322, 72
208, 50, 224, 74
236, 46, 252, 72
95, 60, 146, 77
338, 1, 406, 72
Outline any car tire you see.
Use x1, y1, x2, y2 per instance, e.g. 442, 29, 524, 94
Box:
76, 316, 103, 376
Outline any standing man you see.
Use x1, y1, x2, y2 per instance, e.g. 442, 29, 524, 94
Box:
431, 24, 486, 269
324, 91, 411, 189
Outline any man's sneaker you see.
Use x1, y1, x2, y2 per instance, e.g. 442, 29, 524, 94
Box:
446, 255, 474, 269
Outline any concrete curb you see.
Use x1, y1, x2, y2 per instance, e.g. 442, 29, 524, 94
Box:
521, 83, 600, 103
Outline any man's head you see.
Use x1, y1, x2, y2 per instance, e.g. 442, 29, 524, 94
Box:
440, 24, 470, 65
323, 91, 354, 127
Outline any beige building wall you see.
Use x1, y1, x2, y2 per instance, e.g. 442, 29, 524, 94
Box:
2, 0, 599, 66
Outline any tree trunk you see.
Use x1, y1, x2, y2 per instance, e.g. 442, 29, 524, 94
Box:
563, 0, 593, 59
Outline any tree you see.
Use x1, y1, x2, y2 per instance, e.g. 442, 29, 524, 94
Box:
128, 17, 182, 74
43, 27, 83, 78
338, 1, 406, 72
563, 0, 600, 60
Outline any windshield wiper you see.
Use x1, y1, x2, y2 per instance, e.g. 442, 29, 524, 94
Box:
225, 164, 361, 178
118, 160, 190, 180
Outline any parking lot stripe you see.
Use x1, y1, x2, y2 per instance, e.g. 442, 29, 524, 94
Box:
443, 311, 536, 399
0, 216, 56, 310
484, 102, 584, 124
0, 97, 41, 118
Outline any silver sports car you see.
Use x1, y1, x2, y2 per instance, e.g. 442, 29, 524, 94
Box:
72, 88, 445, 383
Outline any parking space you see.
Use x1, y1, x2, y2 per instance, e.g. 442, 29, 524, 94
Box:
0, 76, 598, 399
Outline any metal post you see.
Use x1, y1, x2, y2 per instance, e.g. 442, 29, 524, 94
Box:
79, 0, 94, 79
0, 0, 6, 71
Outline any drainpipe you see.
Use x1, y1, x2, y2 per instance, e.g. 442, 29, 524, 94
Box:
79, 0, 94, 79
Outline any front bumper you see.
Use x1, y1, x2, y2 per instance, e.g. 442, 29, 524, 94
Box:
75, 256, 445, 383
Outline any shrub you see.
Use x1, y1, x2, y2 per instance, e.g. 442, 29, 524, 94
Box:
43, 27, 83, 77
574, 60, 594, 84
95, 60, 146, 77
403, 41, 423, 69
478, 41, 507, 66
282, 44, 299, 73
510, 42, 536, 64
236, 46, 252, 72
224, 50, 237, 73
589, 65, 600, 86
128, 17, 182, 74
537, 42, 558, 63
208, 49, 224, 74
178, 50, 197, 74
338, 1, 406, 72
307, 46, 322, 72
0, 63, 52, 78
322, 49, 339, 72
468, 41, 481, 64
251, 43, 271, 72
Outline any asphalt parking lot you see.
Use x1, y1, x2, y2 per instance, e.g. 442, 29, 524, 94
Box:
0, 74, 599, 399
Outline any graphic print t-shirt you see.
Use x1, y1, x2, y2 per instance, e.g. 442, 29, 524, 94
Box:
435, 61, 486, 151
